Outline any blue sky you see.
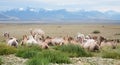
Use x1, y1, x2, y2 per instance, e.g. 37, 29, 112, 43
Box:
0, 0, 120, 12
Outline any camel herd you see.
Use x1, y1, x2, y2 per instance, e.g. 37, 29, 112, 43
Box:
3, 28, 119, 51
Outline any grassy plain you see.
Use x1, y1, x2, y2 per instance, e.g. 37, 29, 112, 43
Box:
0, 23, 120, 65
0, 23, 120, 41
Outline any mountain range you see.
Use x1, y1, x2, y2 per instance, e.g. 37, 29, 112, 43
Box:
0, 8, 120, 23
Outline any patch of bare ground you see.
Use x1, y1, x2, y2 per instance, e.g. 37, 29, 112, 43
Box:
52, 57, 120, 65
0, 54, 28, 65
0, 55, 120, 65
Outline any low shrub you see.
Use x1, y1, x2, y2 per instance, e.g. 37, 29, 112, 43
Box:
16, 45, 42, 58
101, 48, 120, 59
27, 57, 49, 65
40, 50, 71, 63
0, 58, 3, 65
0, 44, 17, 55
115, 33, 120, 35
54, 44, 92, 57
16, 49, 38, 58
92, 30, 100, 34
27, 50, 71, 65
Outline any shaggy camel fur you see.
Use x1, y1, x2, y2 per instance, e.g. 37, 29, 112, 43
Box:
3, 32, 18, 47
76, 33, 99, 51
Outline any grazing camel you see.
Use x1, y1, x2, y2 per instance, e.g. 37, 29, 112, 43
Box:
39, 42, 49, 49
21, 34, 38, 46
76, 33, 99, 51
100, 39, 117, 49
30, 28, 45, 40
115, 39, 120, 43
44, 36, 52, 45
51, 37, 64, 46
21, 35, 28, 45
97, 36, 106, 45
45, 36, 77, 46
34, 34, 49, 49
76, 33, 86, 44
66, 36, 78, 45
21, 34, 49, 49
63, 36, 73, 45
92, 36, 117, 49
82, 39, 99, 51
3, 32, 18, 47
63, 36, 69, 45
7, 37, 18, 47
3, 32, 10, 38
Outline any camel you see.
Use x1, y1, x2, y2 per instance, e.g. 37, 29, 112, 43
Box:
91, 36, 117, 49
51, 37, 64, 46
21, 35, 38, 46
3, 32, 18, 47
21, 34, 49, 49
34, 34, 49, 49
29, 28, 45, 40
3, 32, 10, 38
7, 37, 18, 47
76, 33, 99, 51
100, 39, 117, 49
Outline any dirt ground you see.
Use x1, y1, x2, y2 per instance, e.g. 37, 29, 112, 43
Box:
1, 55, 120, 65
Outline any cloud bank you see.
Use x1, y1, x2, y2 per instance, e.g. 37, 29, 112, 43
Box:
0, 0, 120, 12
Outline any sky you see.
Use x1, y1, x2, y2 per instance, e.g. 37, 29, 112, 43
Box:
0, 0, 120, 12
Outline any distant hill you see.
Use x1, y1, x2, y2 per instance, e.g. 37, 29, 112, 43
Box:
0, 12, 19, 21
0, 8, 120, 23
0, 13, 10, 20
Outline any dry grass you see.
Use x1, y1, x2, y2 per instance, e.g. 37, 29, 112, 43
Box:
0, 23, 120, 41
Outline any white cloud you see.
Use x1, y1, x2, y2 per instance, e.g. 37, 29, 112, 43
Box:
19, 8, 24, 11
29, 8, 36, 12
0, 0, 120, 12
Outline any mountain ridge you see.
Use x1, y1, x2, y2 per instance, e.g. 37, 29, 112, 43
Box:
0, 8, 120, 23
